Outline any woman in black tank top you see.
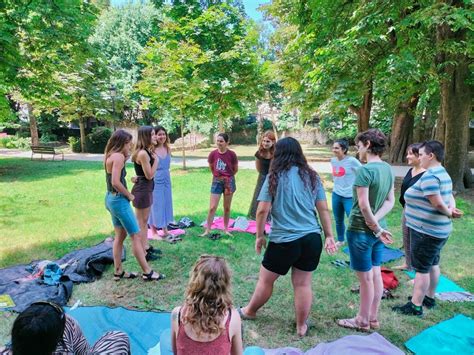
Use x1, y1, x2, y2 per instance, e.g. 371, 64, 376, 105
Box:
131, 126, 159, 260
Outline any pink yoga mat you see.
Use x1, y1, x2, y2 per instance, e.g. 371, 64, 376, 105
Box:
202, 217, 271, 234
147, 228, 185, 240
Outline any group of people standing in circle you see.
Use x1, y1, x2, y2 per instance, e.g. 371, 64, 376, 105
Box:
2, 127, 463, 355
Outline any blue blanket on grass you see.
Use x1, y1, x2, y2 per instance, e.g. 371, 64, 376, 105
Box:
66, 306, 171, 355
405, 314, 474, 354
343, 246, 404, 264
405, 271, 466, 293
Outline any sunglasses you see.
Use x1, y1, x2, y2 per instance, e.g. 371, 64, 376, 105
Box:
31, 301, 65, 320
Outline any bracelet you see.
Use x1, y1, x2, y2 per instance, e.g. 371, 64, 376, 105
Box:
374, 229, 385, 238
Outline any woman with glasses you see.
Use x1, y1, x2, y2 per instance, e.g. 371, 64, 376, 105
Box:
1, 301, 130, 354
171, 255, 243, 355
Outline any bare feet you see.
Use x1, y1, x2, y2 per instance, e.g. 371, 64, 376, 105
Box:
199, 230, 210, 237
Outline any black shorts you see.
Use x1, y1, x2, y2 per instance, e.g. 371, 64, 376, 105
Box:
262, 233, 322, 275
409, 228, 448, 273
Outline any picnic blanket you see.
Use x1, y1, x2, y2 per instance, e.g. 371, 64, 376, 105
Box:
405, 314, 474, 355
0, 239, 119, 312
201, 217, 271, 234
246, 332, 403, 355
405, 271, 466, 293
343, 246, 404, 264
66, 306, 172, 355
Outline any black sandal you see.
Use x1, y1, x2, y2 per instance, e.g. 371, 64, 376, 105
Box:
142, 270, 166, 281
113, 271, 138, 281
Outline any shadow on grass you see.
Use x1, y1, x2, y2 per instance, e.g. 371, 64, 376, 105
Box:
0, 158, 105, 183
0, 233, 110, 269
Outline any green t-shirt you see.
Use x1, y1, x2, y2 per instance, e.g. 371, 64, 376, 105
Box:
348, 161, 394, 233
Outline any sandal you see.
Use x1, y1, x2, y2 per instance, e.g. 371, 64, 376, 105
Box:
237, 307, 256, 320
142, 270, 166, 281
164, 235, 177, 244
369, 320, 380, 330
336, 318, 370, 332
113, 271, 138, 281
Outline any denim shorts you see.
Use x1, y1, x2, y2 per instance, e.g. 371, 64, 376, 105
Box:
105, 192, 140, 236
210, 176, 236, 195
347, 230, 384, 272
409, 228, 448, 273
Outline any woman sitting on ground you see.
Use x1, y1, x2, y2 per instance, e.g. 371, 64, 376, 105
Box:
171, 255, 243, 355
0, 301, 130, 354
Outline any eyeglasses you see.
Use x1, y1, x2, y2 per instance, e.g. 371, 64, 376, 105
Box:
31, 301, 65, 320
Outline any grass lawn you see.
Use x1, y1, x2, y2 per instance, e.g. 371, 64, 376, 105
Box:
0, 157, 473, 351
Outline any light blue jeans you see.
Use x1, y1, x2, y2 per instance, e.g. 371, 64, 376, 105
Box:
332, 192, 353, 242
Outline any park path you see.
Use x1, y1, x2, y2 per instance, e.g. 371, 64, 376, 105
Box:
0, 148, 419, 177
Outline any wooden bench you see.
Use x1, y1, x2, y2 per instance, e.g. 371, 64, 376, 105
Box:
31, 145, 64, 161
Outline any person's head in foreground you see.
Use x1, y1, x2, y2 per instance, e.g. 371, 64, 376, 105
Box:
183, 255, 232, 334
172, 255, 243, 354
11, 301, 66, 355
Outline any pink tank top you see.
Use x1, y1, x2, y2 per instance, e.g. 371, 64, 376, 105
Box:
176, 307, 232, 355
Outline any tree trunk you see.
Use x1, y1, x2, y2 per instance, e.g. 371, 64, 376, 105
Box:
26, 103, 39, 146
434, 110, 446, 143
78, 115, 86, 153
349, 78, 373, 132
437, 8, 472, 191
270, 113, 278, 140
389, 94, 420, 163
218, 117, 224, 133
180, 118, 186, 170
256, 115, 263, 145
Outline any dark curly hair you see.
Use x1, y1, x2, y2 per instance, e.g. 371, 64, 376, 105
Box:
355, 129, 387, 157
268, 137, 319, 197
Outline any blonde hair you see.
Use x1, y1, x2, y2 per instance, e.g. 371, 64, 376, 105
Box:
132, 126, 154, 162
183, 255, 233, 336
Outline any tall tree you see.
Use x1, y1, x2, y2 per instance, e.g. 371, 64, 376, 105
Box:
89, 2, 161, 123
1, 1, 98, 145
138, 37, 208, 169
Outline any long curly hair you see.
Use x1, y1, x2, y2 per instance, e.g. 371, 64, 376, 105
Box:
257, 130, 276, 157
268, 137, 319, 197
183, 255, 233, 336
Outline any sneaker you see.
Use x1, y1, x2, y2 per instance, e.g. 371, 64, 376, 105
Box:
392, 301, 423, 316
407, 295, 436, 309
422, 296, 436, 309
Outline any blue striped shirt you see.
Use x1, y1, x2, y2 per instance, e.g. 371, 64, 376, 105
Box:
404, 166, 452, 239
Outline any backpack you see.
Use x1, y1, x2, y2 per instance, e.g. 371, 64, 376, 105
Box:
381, 267, 399, 290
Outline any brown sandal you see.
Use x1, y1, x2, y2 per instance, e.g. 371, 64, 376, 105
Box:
336, 318, 370, 332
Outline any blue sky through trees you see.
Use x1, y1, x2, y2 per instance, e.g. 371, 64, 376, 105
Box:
110, 0, 265, 21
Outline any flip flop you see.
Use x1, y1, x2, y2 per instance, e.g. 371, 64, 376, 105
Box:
113, 271, 138, 281
237, 307, 256, 320
331, 260, 350, 268
208, 232, 222, 241
297, 319, 313, 337
336, 318, 370, 332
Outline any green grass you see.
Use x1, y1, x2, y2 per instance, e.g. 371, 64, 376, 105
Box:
0, 157, 473, 351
